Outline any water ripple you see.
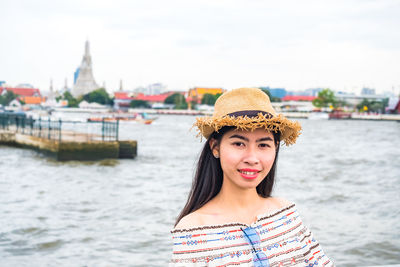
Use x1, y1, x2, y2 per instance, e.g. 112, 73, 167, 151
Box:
0, 117, 399, 266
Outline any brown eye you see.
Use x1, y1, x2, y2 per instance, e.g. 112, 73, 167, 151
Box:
232, 142, 244, 147
259, 143, 271, 148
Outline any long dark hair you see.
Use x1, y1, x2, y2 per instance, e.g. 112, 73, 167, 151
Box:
175, 127, 281, 226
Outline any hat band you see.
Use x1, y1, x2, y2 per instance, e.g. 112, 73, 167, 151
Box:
227, 110, 273, 119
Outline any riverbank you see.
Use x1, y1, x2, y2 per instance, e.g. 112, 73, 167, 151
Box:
139, 109, 400, 121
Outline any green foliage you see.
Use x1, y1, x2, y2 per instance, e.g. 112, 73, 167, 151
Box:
175, 102, 188, 110
260, 89, 281, 102
62, 91, 79, 107
82, 88, 112, 105
0, 91, 18, 106
356, 98, 388, 113
130, 100, 150, 108
164, 93, 182, 104
164, 93, 188, 109
312, 89, 337, 108
201, 93, 220, 105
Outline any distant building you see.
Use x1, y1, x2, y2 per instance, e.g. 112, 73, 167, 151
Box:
0, 81, 6, 87
0, 87, 46, 105
0, 87, 41, 97
9, 99, 22, 108
16, 83, 35, 88
386, 97, 400, 114
133, 83, 167, 95
361, 87, 376, 95
113, 91, 175, 110
133, 86, 147, 94
79, 100, 107, 110
260, 87, 287, 98
282, 95, 316, 102
72, 40, 99, 97
188, 87, 225, 104
148, 83, 166, 95
73, 67, 80, 84
305, 88, 323, 96
287, 88, 323, 97
335, 92, 387, 106
135, 93, 172, 103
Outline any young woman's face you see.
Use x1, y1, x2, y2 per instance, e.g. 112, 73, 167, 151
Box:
212, 128, 277, 190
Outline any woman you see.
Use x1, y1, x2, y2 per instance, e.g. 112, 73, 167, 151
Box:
171, 88, 333, 266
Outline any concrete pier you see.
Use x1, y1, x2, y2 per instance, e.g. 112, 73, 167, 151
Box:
0, 131, 137, 161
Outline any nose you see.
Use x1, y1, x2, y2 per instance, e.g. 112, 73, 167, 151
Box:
243, 147, 260, 165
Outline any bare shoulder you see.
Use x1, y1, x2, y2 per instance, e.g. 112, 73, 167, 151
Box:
267, 196, 294, 209
174, 211, 204, 230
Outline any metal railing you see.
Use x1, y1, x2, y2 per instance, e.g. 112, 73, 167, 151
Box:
0, 112, 119, 142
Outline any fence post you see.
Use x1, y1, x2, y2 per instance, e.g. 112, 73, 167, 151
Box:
48, 117, 51, 139
22, 116, 25, 134
59, 119, 62, 142
116, 119, 119, 141
102, 118, 105, 141
38, 117, 41, 138
15, 116, 19, 133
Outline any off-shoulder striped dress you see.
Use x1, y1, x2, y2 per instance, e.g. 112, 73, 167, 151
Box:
170, 203, 333, 266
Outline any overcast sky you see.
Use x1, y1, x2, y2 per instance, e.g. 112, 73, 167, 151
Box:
1, 0, 400, 94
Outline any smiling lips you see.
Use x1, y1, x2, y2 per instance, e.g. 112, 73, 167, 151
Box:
238, 168, 261, 180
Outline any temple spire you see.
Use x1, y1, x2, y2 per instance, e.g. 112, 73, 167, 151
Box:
72, 40, 99, 97
48, 78, 55, 100
64, 78, 68, 91
85, 40, 90, 56
49, 78, 53, 93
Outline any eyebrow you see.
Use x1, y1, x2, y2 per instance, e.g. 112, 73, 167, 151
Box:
229, 134, 273, 142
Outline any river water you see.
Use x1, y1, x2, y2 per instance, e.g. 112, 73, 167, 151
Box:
0, 115, 399, 266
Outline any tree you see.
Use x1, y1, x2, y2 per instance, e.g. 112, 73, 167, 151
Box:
62, 91, 79, 107
312, 89, 337, 108
214, 93, 222, 102
0, 90, 18, 106
260, 89, 281, 102
164, 93, 188, 109
201, 93, 218, 105
356, 98, 388, 113
130, 100, 150, 108
83, 88, 112, 105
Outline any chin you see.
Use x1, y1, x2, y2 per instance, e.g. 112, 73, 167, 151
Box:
237, 180, 260, 189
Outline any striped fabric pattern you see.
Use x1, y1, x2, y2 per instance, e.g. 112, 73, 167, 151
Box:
170, 204, 334, 267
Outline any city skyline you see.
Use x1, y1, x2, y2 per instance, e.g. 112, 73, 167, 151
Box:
1, 0, 400, 94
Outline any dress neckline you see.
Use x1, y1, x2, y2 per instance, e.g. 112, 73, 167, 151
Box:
171, 202, 296, 233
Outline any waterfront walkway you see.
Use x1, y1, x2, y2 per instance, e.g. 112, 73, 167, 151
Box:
0, 113, 136, 161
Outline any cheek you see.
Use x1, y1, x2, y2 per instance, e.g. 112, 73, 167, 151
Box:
261, 151, 277, 168
219, 147, 241, 170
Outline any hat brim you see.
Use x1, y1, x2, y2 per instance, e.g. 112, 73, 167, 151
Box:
193, 113, 302, 146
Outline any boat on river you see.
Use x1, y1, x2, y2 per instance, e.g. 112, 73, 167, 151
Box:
329, 110, 352, 119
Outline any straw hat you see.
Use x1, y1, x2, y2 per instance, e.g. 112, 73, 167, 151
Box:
193, 87, 302, 145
